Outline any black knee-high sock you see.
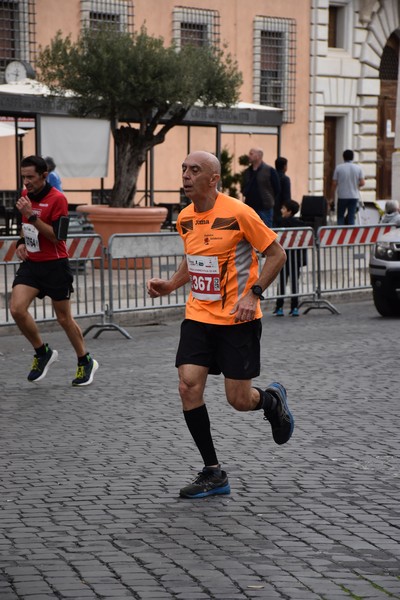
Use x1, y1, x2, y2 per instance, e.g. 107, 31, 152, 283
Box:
253, 387, 277, 412
183, 404, 219, 467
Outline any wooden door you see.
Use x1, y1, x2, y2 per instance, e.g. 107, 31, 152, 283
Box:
377, 80, 397, 200
324, 117, 336, 201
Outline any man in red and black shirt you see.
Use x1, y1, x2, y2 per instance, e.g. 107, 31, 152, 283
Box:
10, 155, 98, 386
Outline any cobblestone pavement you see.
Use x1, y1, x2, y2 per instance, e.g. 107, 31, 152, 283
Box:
0, 298, 399, 600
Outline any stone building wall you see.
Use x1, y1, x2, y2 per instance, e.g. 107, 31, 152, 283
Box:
309, 0, 399, 203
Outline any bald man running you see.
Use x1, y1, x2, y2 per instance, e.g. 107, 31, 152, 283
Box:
147, 151, 294, 499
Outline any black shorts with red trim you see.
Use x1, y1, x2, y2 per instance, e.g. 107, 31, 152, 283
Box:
175, 318, 262, 380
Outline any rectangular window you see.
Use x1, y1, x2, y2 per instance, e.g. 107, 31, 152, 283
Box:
172, 7, 220, 49
328, 6, 338, 48
81, 0, 134, 33
180, 22, 207, 48
253, 16, 296, 123
89, 10, 121, 31
0, 0, 36, 80
328, 4, 346, 48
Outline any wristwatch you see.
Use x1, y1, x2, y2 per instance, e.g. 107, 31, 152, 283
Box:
28, 213, 38, 223
251, 285, 264, 300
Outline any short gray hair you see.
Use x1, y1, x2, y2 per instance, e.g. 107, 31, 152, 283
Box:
385, 200, 399, 214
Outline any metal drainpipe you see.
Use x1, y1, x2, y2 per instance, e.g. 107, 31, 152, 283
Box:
309, 0, 319, 196
150, 147, 154, 207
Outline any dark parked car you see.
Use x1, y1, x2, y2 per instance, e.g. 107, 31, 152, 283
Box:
369, 225, 400, 316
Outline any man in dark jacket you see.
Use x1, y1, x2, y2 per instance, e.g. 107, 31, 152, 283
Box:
274, 156, 291, 227
242, 148, 280, 227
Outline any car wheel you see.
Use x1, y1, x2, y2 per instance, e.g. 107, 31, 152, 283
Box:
372, 287, 400, 317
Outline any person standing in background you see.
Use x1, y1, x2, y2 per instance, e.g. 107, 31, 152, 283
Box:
331, 150, 365, 225
44, 156, 63, 192
380, 200, 400, 225
242, 147, 280, 228
273, 200, 307, 318
274, 156, 291, 227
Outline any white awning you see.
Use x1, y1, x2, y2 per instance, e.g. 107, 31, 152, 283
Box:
39, 115, 110, 178
0, 122, 26, 137
235, 101, 282, 112
0, 79, 52, 96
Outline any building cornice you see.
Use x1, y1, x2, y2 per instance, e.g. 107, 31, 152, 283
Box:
359, 0, 379, 25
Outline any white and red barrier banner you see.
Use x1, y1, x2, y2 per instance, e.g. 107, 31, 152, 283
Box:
318, 225, 395, 247
276, 228, 314, 249
0, 238, 17, 262
0, 235, 103, 263
66, 236, 103, 259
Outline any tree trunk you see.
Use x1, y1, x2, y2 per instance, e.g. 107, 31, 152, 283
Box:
110, 108, 189, 207
111, 126, 148, 208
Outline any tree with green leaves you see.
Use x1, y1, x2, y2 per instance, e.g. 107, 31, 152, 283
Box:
37, 27, 242, 207
220, 148, 241, 199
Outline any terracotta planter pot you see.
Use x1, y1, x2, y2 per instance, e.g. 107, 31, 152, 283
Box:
76, 204, 168, 268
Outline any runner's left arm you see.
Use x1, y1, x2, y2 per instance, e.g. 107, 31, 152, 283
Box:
257, 239, 287, 290
230, 239, 286, 322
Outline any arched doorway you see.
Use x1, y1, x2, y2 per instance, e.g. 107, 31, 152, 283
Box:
377, 32, 399, 200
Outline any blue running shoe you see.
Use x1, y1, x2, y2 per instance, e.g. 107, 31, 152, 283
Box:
274, 307, 284, 317
179, 467, 231, 499
290, 307, 299, 317
264, 382, 294, 445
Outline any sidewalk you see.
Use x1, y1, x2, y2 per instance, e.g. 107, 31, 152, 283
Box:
0, 298, 399, 600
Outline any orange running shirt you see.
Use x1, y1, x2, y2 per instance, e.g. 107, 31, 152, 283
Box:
176, 192, 277, 325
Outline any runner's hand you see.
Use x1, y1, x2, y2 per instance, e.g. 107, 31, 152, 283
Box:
230, 292, 258, 323
147, 278, 171, 298
16, 244, 28, 262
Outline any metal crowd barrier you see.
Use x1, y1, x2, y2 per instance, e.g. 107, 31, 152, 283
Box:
0, 234, 105, 328
263, 226, 316, 307
84, 233, 188, 338
1, 224, 395, 335
300, 223, 396, 314
86, 228, 317, 338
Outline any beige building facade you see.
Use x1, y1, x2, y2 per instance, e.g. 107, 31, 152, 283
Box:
0, 0, 311, 209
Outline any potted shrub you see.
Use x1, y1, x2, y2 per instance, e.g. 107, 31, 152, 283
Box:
37, 27, 242, 242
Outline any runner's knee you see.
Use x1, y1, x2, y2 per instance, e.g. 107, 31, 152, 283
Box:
226, 390, 251, 412
10, 301, 26, 320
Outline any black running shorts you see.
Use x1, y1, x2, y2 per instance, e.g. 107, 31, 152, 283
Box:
13, 258, 74, 301
175, 318, 262, 380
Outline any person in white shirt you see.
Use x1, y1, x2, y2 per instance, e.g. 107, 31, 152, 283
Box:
331, 150, 365, 225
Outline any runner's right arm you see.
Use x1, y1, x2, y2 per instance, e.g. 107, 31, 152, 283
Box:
147, 258, 190, 298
